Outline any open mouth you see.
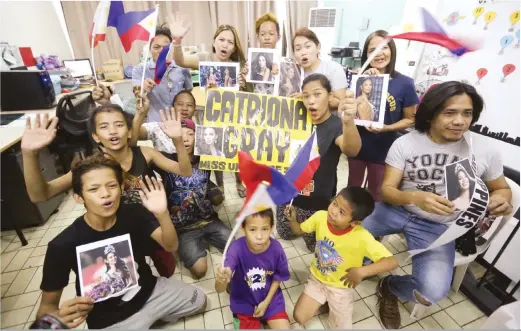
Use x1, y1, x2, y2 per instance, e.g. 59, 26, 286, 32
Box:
102, 201, 114, 209
109, 137, 120, 145
301, 57, 309, 64
373, 58, 386, 65
220, 49, 228, 57
308, 107, 318, 116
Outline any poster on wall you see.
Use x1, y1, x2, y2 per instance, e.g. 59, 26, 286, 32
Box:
197, 89, 312, 172
411, 0, 520, 170
351, 74, 390, 128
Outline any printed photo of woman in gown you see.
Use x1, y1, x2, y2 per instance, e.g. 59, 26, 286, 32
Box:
85, 244, 135, 302
356, 77, 377, 121
279, 61, 301, 97
446, 160, 476, 211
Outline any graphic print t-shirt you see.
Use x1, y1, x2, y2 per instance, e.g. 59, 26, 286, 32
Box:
224, 237, 290, 318
40, 204, 159, 329
300, 211, 392, 288
386, 131, 504, 224
161, 154, 214, 230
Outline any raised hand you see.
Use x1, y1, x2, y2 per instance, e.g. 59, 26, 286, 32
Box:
135, 92, 150, 117
339, 89, 357, 125
92, 85, 111, 105
238, 63, 248, 88
21, 113, 59, 153
363, 68, 380, 76
143, 78, 156, 93
159, 107, 182, 139
284, 205, 297, 221
138, 176, 168, 216
168, 12, 192, 45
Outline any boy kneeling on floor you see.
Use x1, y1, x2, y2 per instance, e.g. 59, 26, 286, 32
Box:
36, 154, 206, 329
286, 186, 398, 329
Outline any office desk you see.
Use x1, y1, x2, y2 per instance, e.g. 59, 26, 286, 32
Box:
0, 83, 206, 153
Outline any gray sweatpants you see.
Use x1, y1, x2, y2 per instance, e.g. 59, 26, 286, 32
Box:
104, 277, 206, 329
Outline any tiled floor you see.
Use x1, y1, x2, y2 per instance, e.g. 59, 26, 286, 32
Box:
0, 156, 488, 329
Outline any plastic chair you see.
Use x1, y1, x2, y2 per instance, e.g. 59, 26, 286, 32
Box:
410, 177, 520, 320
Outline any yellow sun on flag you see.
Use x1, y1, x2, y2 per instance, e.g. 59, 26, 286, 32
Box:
254, 204, 271, 212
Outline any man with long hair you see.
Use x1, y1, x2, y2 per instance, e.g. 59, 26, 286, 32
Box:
363, 81, 513, 329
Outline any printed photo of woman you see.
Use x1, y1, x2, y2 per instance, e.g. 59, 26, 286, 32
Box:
77, 235, 138, 302
252, 52, 273, 82
356, 77, 376, 121
279, 60, 301, 97
195, 126, 225, 157
446, 160, 476, 211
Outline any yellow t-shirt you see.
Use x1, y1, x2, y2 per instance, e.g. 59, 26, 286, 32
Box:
300, 210, 392, 288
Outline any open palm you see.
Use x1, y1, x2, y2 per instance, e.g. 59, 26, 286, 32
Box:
138, 176, 168, 216
159, 107, 182, 139
168, 12, 191, 42
21, 113, 58, 152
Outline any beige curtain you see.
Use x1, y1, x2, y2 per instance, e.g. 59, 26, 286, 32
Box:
284, 0, 316, 57
61, 1, 270, 66
61, 1, 154, 66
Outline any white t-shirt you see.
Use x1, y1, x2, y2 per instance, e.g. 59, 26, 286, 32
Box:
386, 131, 504, 224
302, 60, 348, 92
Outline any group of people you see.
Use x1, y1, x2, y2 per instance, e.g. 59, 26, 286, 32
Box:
21, 11, 514, 331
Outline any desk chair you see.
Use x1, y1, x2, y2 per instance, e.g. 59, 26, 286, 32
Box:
51, 90, 96, 172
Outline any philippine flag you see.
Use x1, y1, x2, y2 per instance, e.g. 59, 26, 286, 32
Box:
238, 152, 298, 204
89, 1, 124, 47
154, 44, 171, 84
116, 7, 158, 52
284, 131, 320, 192
388, 8, 477, 56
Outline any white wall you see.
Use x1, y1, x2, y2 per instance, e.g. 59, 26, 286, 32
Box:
0, 1, 73, 60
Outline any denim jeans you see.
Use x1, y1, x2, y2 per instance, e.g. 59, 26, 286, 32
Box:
363, 202, 455, 304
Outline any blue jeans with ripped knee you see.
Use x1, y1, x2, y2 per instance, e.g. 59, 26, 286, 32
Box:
363, 202, 455, 304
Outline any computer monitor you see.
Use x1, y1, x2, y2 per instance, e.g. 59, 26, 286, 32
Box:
63, 59, 94, 78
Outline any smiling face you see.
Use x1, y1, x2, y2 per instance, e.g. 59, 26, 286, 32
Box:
293, 36, 320, 70
74, 168, 122, 218
457, 170, 470, 190
203, 127, 217, 145
302, 80, 330, 123
105, 252, 117, 266
429, 94, 474, 143
367, 35, 392, 73
150, 35, 171, 62
213, 30, 236, 61
243, 214, 272, 253
257, 21, 279, 49
258, 55, 267, 69
92, 110, 131, 151
361, 79, 373, 94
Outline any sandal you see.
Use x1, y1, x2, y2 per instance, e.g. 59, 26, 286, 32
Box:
236, 183, 247, 198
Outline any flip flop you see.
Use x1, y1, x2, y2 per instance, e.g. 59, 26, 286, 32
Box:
236, 183, 247, 198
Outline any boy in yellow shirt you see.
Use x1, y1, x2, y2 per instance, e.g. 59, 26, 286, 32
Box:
285, 186, 398, 329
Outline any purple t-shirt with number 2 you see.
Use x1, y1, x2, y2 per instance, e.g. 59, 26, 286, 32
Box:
224, 237, 290, 318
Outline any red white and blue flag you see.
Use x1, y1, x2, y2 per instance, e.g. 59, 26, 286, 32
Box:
115, 7, 158, 52
221, 152, 298, 266
154, 44, 171, 84
389, 8, 476, 56
89, 1, 124, 47
284, 131, 320, 192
